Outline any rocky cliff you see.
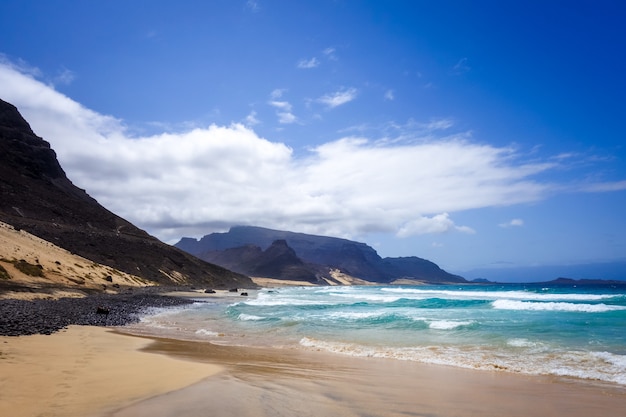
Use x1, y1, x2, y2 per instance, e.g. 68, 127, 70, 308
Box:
0, 99, 253, 290
202, 239, 319, 282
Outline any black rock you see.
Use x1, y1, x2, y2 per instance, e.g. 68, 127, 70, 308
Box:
0, 290, 197, 336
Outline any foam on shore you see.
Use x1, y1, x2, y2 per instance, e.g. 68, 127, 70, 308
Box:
109, 335, 626, 417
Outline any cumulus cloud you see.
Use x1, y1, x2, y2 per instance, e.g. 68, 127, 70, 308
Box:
499, 219, 524, 228
1, 61, 613, 244
318, 87, 358, 108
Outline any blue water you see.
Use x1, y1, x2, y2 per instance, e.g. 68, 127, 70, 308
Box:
131, 284, 626, 386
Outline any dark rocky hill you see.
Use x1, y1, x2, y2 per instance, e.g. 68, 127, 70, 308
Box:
177, 226, 466, 284
202, 240, 319, 282
0, 98, 253, 289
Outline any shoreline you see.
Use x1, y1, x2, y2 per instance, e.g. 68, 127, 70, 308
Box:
111, 331, 626, 417
1, 323, 625, 417
2, 288, 626, 416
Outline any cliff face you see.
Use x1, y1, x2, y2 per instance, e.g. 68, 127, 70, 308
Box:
177, 226, 466, 284
0, 99, 253, 289
201, 239, 320, 283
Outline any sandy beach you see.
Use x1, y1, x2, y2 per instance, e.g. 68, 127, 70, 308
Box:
1, 323, 625, 417
109, 335, 626, 417
0, 326, 221, 417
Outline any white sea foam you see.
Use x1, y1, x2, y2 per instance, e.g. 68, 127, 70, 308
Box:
507, 338, 539, 348
241, 298, 330, 307
238, 313, 266, 321
381, 287, 619, 301
427, 320, 474, 330
325, 311, 388, 320
328, 292, 402, 303
590, 352, 626, 384
492, 299, 626, 312
195, 328, 219, 337
299, 337, 626, 385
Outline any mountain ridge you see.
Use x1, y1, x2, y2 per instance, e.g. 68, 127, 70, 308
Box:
176, 226, 466, 284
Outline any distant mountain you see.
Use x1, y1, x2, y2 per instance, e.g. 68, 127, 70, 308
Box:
0, 98, 253, 291
202, 240, 319, 282
176, 226, 466, 284
547, 277, 626, 286
461, 261, 626, 283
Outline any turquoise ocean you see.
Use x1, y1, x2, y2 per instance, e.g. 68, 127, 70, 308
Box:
129, 284, 626, 386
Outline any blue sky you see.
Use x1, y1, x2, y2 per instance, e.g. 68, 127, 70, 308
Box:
1, 1, 625, 277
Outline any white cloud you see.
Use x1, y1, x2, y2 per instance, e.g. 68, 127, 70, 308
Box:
580, 180, 626, 192
384, 89, 394, 101
245, 0, 260, 13
276, 112, 296, 124
323, 47, 337, 60
0, 54, 42, 78
268, 100, 291, 110
397, 214, 475, 237
318, 87, 358, 108
244, 110, 260, 126
499, 219, 524, 228
297, 57, 320, 69
452, 57, 470, 75
53, 67, 75, 86
2, 61, 620, 244
269, 88, 285, 99
268, 93, 297, 124
420, 118, 454, 131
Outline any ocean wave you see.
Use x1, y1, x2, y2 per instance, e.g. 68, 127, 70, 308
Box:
426, 320, 474, 330
195, 328, 219, 337
491, 299, 626, 312
381, 287, 620, 302
324, 311, 389, 320
328, 292, 402, 303
507, 338, 541, 348
238, 313, 267, 321
299, 337, 626, 385
240, 298, 332, 307
592, 351, 626, 373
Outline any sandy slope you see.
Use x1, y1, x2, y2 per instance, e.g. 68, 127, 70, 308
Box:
0, 221, 152, 299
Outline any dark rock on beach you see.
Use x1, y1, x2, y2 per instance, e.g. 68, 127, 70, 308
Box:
0, 290, 196, 336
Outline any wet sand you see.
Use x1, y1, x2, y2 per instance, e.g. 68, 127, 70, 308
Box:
108, 335, 626, 417
2, 325, 625, 417
0, 326, 221, 417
